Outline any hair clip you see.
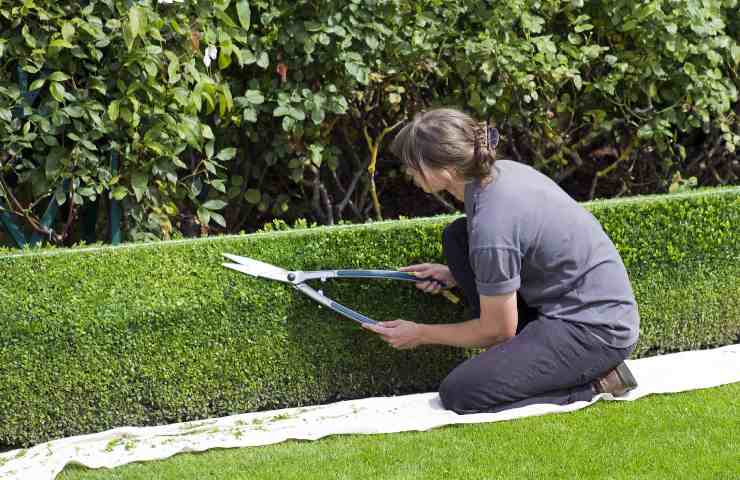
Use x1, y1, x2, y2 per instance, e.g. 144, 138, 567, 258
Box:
488, 126, 499, 150
485, 119, 499, 150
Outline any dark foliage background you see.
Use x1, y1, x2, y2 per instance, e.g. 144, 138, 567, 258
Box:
0, 0, 738, 246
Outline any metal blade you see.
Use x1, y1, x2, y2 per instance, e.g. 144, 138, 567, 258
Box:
221, 254, 291, 283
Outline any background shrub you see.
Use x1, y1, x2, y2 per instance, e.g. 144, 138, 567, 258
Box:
0, 0, 738, 246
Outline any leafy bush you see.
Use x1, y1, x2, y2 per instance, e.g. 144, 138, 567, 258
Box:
0, 187, 737, 447
1, 1, 738, 245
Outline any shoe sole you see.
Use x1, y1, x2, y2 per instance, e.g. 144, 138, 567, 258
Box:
614, 362, 638, 393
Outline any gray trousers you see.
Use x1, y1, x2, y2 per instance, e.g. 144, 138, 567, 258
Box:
439, 218, 635, 414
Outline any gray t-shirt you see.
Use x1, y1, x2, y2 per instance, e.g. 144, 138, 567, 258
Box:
464, 160, 639, 348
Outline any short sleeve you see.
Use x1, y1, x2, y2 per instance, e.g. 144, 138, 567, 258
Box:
470, 246, 522, 296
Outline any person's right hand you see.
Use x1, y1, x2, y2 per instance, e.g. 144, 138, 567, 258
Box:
399, 263, 457, 295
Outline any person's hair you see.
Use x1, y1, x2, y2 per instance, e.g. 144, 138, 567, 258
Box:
389, 108, 498, 182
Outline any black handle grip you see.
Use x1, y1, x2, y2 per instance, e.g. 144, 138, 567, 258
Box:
336, 270, 448, 288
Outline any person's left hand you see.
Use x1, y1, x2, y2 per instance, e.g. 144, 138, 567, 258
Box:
362, 319, 424, 350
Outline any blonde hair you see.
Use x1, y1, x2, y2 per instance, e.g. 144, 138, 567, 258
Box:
389, 108, 497, 182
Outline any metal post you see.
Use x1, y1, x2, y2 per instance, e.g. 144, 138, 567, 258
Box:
0, 205, 27, 248
110, 151, 121, 245
28, 199, 59, 247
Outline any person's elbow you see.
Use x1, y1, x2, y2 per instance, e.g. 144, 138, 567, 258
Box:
478, 292, 519, 347
478, 323, 516, 347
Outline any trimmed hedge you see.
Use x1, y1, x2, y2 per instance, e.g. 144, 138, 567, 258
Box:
1, 187, 738, 447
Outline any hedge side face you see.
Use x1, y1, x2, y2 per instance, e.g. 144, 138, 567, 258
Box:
0, 188, 738, 446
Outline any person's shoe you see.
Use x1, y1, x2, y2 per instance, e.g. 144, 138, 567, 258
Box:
592, 362, 638, 397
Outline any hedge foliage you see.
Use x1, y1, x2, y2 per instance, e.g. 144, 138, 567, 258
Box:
0, 187, 738, 447
0, 0, 738, 245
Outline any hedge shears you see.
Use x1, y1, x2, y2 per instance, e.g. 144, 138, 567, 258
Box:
222, 253, 459, 326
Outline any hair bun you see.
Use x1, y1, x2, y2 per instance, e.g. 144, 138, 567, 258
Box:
473, 121, 499, 169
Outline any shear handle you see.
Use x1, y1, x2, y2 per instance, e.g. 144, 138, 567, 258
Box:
294, 283, 377, 325
300, 269, 448, 288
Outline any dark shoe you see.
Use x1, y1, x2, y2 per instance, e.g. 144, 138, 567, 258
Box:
593, 362, 638, 397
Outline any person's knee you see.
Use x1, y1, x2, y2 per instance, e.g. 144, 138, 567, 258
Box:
439, 370, 481, 414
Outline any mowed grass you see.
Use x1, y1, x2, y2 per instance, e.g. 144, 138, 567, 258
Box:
60, 382, 739, 480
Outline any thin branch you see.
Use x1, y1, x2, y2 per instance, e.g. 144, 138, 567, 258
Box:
59, 183, 77, 243
506, 123, 522, 163
0, 173, 50, 236
331, 168, 362, 219
318, 180, 334, 225
685, 132, 722, 173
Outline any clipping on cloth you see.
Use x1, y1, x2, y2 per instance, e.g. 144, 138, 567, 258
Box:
1, 344, 738, 480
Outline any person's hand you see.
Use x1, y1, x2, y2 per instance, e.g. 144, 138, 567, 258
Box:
362, 319, 424, 350
399, 263, 456, 295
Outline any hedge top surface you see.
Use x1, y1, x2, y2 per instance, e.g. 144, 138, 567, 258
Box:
1, 186, 738, 261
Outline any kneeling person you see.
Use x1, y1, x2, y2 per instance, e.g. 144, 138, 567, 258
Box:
364, 108, 639, 413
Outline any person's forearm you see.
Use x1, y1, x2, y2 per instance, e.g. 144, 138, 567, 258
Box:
418, 319, 512, 349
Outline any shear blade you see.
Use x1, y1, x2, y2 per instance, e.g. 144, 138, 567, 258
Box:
221, 254, 292, 283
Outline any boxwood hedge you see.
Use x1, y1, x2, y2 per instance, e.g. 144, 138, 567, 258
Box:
0, 187, 738, 447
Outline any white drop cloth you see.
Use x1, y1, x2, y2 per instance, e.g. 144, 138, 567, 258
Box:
1, 344, 738, 480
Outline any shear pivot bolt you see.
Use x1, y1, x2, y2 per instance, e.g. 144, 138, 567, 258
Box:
287, 273, 296, 281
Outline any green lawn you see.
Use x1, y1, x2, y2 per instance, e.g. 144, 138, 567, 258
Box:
60, 383, 739, 480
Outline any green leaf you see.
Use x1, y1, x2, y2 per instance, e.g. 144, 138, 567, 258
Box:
204, 161, 218, 174
0, 109, 11, 122
29, 79, 46, 91
203, 199, 227, 210
311, 107, 325, 125
108, 100, 120, 121
211, 179, 227, 193
308, 144, 323, 167
129, 6, 147, 39
221, 84, 233, 113
132, 171, 149, 201
165, 51, 180, 83
49, 39, 74, 49
256, 51, 269, 69
61, 22, 75, 41
55, 187, 67, 206
202, 125, 215, 139
216, 148, 237, 161
245, 89, 264, 104
289, 107, 306, 121
240, 49, 256, 65
243, 107, 257, 122
211, 212, 226, 227
218, 44, 232, 70
190, 178, 203, 198
64, 106, 84, 118
111, 186, 128, 201
45, 154, 60, 178
48, 71, 71, 82
22, 25, 36, 48
197, 206, 211, 225
237, 0, 251, 31
282, 116, 295, 132
50, 83, 66, 102
244, 188, 261, 204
